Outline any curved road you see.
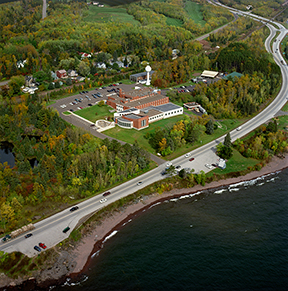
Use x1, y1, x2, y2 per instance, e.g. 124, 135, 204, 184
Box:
1, 3, 288, 257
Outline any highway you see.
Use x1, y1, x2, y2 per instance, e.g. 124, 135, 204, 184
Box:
1, 3, 288, 257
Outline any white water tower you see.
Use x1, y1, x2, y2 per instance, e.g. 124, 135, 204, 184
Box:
145, 65, 151, 86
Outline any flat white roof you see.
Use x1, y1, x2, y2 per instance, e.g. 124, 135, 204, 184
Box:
201, 70, 218, 78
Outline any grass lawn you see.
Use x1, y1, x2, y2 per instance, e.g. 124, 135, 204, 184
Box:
281, 101, 288, 112
75, 104, 114, 123
208, 149, 259, 176
277, 115, 288, 130
83, 6, 140, 25
185, 1, 205, 26
166, 16, 183, 27
63, 111, 71, 115
105, 115, 184, 150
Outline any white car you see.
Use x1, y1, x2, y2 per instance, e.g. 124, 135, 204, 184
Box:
77, 107, 81, 110
185, 153, 191, 158
100, 198, 107, 204
70, 102, 73, 105
166, 162, 172, 168
205, 164, 212, 169
236, 126, 242, 131
137, 181, 143, 186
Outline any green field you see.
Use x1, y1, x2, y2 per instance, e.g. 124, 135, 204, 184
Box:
105, 115, 184, 151
185, 1, 205, 26
83, 5, 140, 25
74, 104, 114, 122
210, 149, 259, 175
166, 16, 183, 27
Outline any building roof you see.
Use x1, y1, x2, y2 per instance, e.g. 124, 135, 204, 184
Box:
120, 108, 138, 114
223, 72, 243, 80
124, 87, 154, 98
130, 71, 155, 78
152, 103, 182, 112
112, 93, 167, 109
201, 70, 218, 78
124, 114, 144, 120
140, 108, 162, 117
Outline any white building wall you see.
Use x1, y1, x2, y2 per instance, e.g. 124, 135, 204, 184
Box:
163, 107, 183, 119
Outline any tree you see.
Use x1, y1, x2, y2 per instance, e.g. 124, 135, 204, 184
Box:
179, 168, 187, 179
77, 61, 90, 76
224, 132, 232, 148
205, 119, 214, 135
55, 81, 60, 88
66, 78, 72, 86
48, 82, 55, 90
8, 75, 25, 96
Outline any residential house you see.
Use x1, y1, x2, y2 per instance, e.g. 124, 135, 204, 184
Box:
67, 69, 78, 79
96, 62, 106, 69
56, 69, 67, 79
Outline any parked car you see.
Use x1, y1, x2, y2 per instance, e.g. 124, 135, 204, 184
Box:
88, 104, 92, 106
103, 191, 111, 196
205, 164, 212, 169
70, 109, 74, 112
34, 245, 41, 252
70, 206, 79, 212
25, 233, 33, 239
39, 242, 47, 249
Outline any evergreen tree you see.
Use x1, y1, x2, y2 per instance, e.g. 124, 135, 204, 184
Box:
205, 120, 214, 135
224, 132, 232, 148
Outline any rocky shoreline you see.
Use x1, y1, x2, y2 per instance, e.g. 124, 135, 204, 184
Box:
1, 155, 288, 290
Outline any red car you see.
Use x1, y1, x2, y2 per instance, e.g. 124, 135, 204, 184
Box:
39, 243, 47, 249
189, 158, 195, 161
103, 191, 111, 197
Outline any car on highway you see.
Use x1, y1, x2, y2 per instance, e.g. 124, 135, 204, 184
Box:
70, 206, 79, 212
103, 191, 111, 196
189, 158, 195, 161
175, 165, 181, 169
63, 227, 70, 233
100, 198, 107, 204
137, 181, 143, 186
166, 162, 172, 168
39, 242, 47, 249
205, 164, 212, 169
185, 153, 191, 158
25, 233, 33, 239
34, 245, 41, 252
236, 126, 242, 131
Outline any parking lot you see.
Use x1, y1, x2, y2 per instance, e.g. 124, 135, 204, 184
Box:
49, 83, 145, 114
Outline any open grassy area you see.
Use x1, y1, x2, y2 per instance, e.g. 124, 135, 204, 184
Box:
75, 104, 114, 123
166, 16, 183, 27
105, 115, 184, 149
209, 149, 259, 175
83, 5, 140, 25
185, 1, 205, 26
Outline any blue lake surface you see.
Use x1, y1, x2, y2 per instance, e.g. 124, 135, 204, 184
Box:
53, 169, 288, 291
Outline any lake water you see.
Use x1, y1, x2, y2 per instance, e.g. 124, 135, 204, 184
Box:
44, 169, 288, 290
0, 142, 15, 167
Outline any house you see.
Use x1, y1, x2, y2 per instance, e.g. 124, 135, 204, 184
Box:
96, 62, 106, 69
80, 52, 92, 59
76, 76, 85, 82
17, 60, 27, 69
25, 76, 35, 87
67, 69, 78, 78
201, 70, 219, 79
56, 70, 67, 79
51, 71, 59, 80
110, 60, 125, 68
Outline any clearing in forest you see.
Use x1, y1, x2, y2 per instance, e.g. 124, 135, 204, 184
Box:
83, 5, 140, 25
185, 1, 206, 26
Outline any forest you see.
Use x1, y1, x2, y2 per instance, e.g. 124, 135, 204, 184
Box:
0, 92, 151, 231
